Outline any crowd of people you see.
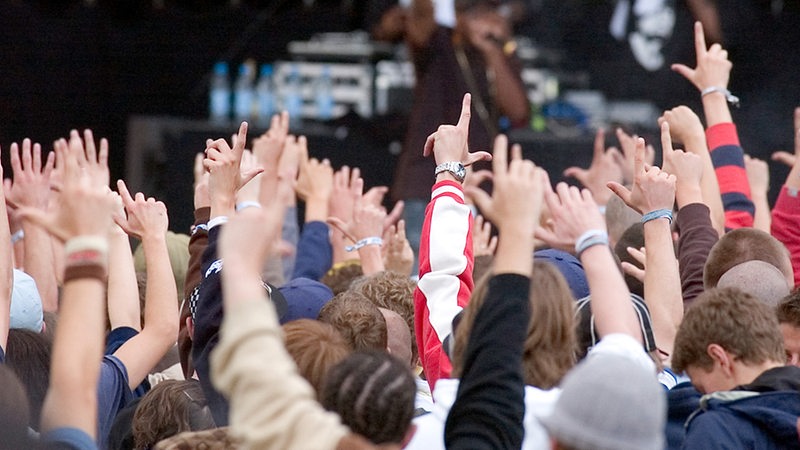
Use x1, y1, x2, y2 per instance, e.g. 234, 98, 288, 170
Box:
3, 0, 800, 448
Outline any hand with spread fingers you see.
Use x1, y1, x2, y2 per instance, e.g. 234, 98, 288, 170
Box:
563, 128, 624, 206
534, 180, 607, 253
16, 140, 116, 242
6, 138, 55, 210
607, 136, 676, 216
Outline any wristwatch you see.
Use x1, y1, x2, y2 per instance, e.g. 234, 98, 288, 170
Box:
435, 161, 467, 183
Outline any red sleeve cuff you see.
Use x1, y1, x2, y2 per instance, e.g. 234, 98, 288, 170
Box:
706, 122, 740, 150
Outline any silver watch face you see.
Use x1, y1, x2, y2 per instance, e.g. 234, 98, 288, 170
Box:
437, 162, 466, 181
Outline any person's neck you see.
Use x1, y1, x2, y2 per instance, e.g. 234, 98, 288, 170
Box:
733, 360, 784, 387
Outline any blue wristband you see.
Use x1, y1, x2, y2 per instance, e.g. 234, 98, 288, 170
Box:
641, 209, 673, 224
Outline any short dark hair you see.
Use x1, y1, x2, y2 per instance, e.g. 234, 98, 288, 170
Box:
321, 261, 364, 295
349, 271, 417, 362
132, 380, 214, 449
318, 291, 388, 352
614, 222, 645, 298
320, 351, 416, 444
776, 290, 800, 328
673, 287, 785, 373
704, 228, 792, 288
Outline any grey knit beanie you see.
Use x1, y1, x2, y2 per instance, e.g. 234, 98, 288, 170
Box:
540, 352, 666, 450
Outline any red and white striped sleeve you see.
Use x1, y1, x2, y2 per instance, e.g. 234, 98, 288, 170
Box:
414, 180, 474, 391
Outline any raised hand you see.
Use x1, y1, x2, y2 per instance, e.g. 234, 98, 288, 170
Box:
423, 93, 492, 167
771, 107, 800, 167
661, 122, 703, 188
252, 111, 290, 169
607, 136, 676, 216
114, 180, 168, 241
204, 122, 263, 215
6, 138, 55, 210
534, 179, 607, 253
237, 150, 262, 203
193, 152, 211, 209
296, 156, 334, 203
563, 128, 624, 205
362, 186, 405, 233
382, 219, 414, 276
329, 166, 362, 226
671, 21, 732, 92
490, 135, 542, 236
490, 135, 542, 275
70, 129, 110, 187
17, 141, 115, 241
615, 127, 655, 184
658, 106, 706, 150
463, 169, 495, 222
472, 214, 497, 258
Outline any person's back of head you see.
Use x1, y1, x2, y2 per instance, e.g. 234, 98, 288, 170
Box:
378, 308, 414, 368
318, 291, 388, 352
320, 351, 416, 445
321, 261, 364, 295
5, 328, 51, 429
132, 380, 215, 449
703, 228, 793, 289
452, 261, 577, 389
672, 287, 785, 392
613, 222, 645, 298
282, 319, 352, 396
716, 260, 790, 307
540, 352, 665, 450
605, 193, 642, 248
349, 271, 416, 362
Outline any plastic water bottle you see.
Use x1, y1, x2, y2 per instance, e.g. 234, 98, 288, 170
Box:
233, 62, 255, 121
209, 62, 231, 122
283, 64, 303, 129
256, 64, 275, 125
314, 65, 334, 121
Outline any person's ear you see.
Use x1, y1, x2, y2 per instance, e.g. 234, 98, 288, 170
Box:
186, 316, 195, 340
400, 423, 417, 447
707, 343, 734, 377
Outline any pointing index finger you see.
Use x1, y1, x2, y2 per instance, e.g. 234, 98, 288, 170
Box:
694, 21, 707, 58
234, 121, 248, 155
660, 121, 674, 162
634, 137, 646, 177
456, 93, 472, 132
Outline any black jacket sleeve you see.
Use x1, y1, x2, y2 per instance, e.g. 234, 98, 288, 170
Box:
190, 225, 229, 426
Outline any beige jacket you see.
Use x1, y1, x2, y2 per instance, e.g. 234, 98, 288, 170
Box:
211, 298, 348, 450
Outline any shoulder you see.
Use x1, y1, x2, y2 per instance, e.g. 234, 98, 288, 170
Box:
40, 428, 97, 450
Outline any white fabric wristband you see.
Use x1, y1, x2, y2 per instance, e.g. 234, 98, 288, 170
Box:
345, 236, 383, 252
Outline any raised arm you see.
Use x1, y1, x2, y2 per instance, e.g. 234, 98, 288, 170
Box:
537, 178, 641, 343
614, 124, 687, 363
293, 142, 334, 280
112, 180, 179, 390
406, 0, 436, 50
445, 137, 540, 450
562, 129, 625, 207
0, 147, 13, 354
415, 94, 491, 390
8, 139, 58, 311
659, 105, 725, 235
672, 22, 753, 230
24, 138, 117, 441
771, 107, 800, 288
